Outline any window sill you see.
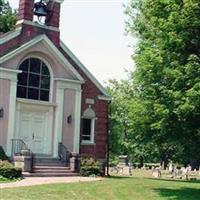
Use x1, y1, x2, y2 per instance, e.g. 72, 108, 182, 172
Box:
17, 98, 56, 107
81, 141, 96, 146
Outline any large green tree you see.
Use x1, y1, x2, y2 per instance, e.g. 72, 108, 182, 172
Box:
124, 0, 200, 168
0, 0, 16, 33
108, 0, 200, 167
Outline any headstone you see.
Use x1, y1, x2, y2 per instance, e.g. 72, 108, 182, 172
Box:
152, 167, 161, 178
118, 155, 129, 166
117, 155, 132, 176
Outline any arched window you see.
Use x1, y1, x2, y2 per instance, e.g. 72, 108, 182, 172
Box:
82, 108, 96, 143
17, 58, 51, 101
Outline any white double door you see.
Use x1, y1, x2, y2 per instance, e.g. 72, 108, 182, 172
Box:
16, 103, 53, 155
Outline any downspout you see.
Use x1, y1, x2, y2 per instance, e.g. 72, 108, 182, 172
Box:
106, 100, 111, 176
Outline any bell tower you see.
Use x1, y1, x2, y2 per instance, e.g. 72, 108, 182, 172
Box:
16, 0, 64, 46
17, 0, 35, 22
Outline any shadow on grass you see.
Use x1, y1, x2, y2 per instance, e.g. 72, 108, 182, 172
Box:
154, 187, 200, 200
106, 175, 133, 179
148, 177, 200, 184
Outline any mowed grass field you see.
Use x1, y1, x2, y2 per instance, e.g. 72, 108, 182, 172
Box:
1, 171, 200, 200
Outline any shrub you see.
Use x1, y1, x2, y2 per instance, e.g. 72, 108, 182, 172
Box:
80, 157, 101, 177
0, 160, 22, 179
0, 146, 8, 161
109, 155, 119, 167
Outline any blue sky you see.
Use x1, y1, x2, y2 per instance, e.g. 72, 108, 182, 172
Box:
9, 0, 136, 84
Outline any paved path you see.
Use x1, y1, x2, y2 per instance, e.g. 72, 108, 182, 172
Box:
0, 177, 103, 189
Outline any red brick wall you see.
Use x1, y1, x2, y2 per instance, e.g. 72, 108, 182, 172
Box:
46, 2, 61, 28
0, 24, 60, 57
59, 48, 109, 160
17, 0, 34, 21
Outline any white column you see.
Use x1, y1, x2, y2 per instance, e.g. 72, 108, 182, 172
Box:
73, 89, 82, 153
6, 80, 17, 156
53, 87, 64, 157
53, 79, 83, 157
0, 68, 21, 156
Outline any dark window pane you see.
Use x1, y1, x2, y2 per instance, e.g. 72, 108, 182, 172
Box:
17, 86, 27, 98
82, 119, 91, 140
82, 135, 91, 141
40, 90, 49, 101
18, 72, 28, 86
17, 58, 50, 102
29, 74, 40, 88
41, 76, 50, 89
19, 60, 29, 72
30, 58, 41, 73
28, 88, 39, 100
42, 63, 50, 76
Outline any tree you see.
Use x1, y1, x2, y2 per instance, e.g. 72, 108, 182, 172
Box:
125, 0, 200, 168
0, 0, 16, 33
107, 78, 160, 165
107, 79, 134, 157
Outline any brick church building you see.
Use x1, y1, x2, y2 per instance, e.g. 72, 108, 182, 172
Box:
0, 0, 110, 175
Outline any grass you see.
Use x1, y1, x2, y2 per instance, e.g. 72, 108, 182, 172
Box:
0, 176, 14, 183
1, 171, 200, 200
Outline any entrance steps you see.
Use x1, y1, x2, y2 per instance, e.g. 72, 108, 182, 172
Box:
23, 156, 79, 177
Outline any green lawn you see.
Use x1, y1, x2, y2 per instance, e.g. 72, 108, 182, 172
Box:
0, 177, 13, 183
1, 174, 200, 200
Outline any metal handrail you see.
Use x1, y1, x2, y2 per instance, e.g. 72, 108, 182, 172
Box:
11, 139, 30, 157
58, 142, 71, 166
11, 139, 34, 171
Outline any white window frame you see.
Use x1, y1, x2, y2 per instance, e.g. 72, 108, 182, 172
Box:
81, 117, 95, 145
17, 55, 54, 102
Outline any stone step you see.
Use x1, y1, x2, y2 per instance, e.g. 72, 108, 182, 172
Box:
33, 169, 72, 173
33, 161, 67, 166
33, 166, 70, 170
34, 158, 62, 163
23, 172, 79, 177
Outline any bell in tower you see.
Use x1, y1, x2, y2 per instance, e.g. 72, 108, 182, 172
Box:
33, 0, 48, 24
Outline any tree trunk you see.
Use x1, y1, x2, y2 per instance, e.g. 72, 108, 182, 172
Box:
139, 156, 144, 168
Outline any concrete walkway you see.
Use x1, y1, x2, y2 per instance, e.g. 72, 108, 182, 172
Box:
0, 177, 103, 189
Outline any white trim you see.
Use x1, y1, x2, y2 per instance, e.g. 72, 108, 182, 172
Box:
2, 69, 21, 156
0, 35, 84, 82
6, 81, 17, 156
60, 41, 111, 97
44, 0, 64, 3
53, 0, 64, 3
0, 67, 21, 74
0, 68, 22, 81
18, 55, 54, 102
53, 87, 64, 157
0, 28, 21, 45
56, 79, 82, 91
73, 89, 82, 153
54, 79, 82, 154
54, 78, 85, 85
81, 118, 95, 144
16, 98, 56, 107
0, 67, 21, 155
81, 142, 96, 145
98, 95, 112, 101
16, 20, 60, 32
14, 102, 53, 155
0, 36, 45, 64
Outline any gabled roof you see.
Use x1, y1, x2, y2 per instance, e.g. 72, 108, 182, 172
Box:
0, 34, 84, 82
0, 29, 111, 100
60, 41, 111, 99
0, 28, 21, 45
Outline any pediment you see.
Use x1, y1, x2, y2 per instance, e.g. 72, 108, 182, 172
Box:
0, 35, 84, 82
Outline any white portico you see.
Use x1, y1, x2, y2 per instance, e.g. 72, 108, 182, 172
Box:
0, 35, 84, 158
